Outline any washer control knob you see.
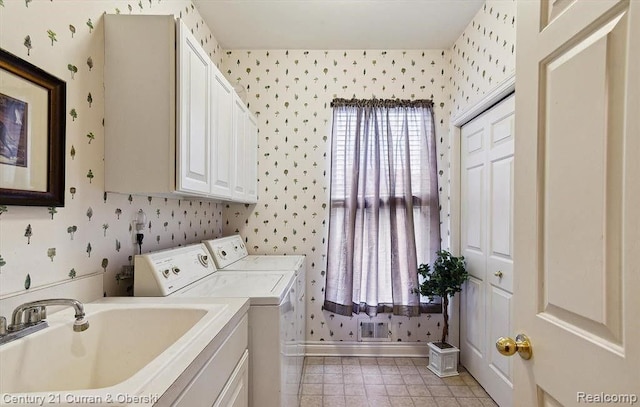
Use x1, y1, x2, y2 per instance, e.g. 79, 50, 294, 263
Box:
197, 253, 209, 267
162, 269, 170, 278
172, 267, 181, 275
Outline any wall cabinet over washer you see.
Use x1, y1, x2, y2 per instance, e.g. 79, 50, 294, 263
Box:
104, 14, 257, 203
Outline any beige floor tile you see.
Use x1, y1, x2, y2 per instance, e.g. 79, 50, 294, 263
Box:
344, 373, 365, 384
422, 375, 445, 385
361, 365, 382, 375
343, 364, 363, 374
398, 365, 420, 375
383, 375, 406, 385
434, 397, 461, 407
342, 356, 360, 365
479, 398, 499, 407
378, 357, 398, 365
325, 356, 342, 365
395, 358, 415, 366
456, 398, 484, 407
324, 383, 345, 395
416, 365, 433, 375
403, 374, 425, 385
306, 365, 324, 374
365, 384, 388, 397
325, 365, 343, 374
386, 385, 410, 397
442, 376, 466, 386
324, 373, 344, 384
306, 357, 325, 365
345, 395, 370, 407
459, 372, 479, 387
448, 386, 475, 398
304, 374, 324, 384
412, 397, 439, 407
407, 384, 431, 397
380, 365, 401, 375
363, 374, 384, 384
468, 386, 490, 398
345, 384, 366, 396
411, 357, 429, 366
359, 357, 379, 365
323, 395, 346, 407
428, 386, 453, 397
390, 396, 416, 407
303, 383, 323, 395
367, 396, 392, 407
300, 395, 323, 407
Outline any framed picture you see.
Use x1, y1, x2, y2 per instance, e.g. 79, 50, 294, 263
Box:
0, 48, 66, 206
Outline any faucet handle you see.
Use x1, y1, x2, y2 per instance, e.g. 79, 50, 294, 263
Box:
25, 306, 46, 324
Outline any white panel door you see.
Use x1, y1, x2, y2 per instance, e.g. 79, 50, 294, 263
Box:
461, 94, 515, 407
211, 69, 234, 199
177, 21, 211, 195
513, 1, 639, 405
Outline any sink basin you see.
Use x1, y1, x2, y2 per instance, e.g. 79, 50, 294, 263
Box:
0, 298, 249, 403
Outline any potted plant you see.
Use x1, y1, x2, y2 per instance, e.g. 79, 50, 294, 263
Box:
415, 250, 469, 377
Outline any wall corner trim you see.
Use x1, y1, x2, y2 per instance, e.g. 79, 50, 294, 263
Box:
451, 72, 516, 127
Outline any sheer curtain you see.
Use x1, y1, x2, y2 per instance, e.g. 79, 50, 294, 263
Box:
324, 99, 440, 317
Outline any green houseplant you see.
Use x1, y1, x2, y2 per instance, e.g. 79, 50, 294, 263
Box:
415, 250, 469, 377
416, 250, 469, 346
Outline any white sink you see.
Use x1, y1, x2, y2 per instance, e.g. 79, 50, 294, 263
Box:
0, 298, 249, 405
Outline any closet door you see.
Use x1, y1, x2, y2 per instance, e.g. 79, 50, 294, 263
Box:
460, 94, 515, 407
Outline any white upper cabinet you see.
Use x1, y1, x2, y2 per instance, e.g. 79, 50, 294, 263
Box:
104, 15, 257, 203
231, 95, 259, 204
177, 22, 212, 195
211, 70, 234, 199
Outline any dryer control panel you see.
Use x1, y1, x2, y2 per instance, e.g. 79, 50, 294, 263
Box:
134, 243, 216, 296
203, 235, 248, 269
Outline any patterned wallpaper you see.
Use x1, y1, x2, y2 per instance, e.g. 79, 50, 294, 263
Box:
221, 0, 516, 343
0, 0, 224, 298
0, 0, 516, 345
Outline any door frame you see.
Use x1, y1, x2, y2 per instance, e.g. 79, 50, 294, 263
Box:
448, 72, 515, 350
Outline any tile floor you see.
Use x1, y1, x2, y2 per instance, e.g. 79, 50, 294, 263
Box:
301, 356, 499, 407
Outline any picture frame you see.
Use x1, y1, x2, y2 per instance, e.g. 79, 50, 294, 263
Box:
0, 48, 66, 207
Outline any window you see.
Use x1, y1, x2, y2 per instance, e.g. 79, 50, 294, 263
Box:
324, 99, 441, 317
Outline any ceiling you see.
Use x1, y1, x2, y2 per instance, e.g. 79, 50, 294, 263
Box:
193, 0, 485, 50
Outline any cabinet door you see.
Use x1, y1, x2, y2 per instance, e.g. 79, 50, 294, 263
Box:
213, 350, 249, 407
232, 95, 247, 200
177, 21, 211, 195
245, 113, 258, 203
211, 70, 234, 199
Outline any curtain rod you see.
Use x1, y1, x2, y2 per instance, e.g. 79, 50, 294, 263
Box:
330, 98, 433, 108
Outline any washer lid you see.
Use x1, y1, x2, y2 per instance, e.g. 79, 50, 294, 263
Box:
173, 270, 295, 305
222, 255, 305, 271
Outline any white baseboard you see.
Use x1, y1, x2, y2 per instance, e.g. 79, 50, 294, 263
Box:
303, 341, 430, 358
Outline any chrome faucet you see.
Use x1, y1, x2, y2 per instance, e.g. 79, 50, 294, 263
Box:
0, 298, 89, 345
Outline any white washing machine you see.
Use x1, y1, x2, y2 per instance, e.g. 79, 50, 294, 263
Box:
134, 239, 305, 407
202, 235, 306, 407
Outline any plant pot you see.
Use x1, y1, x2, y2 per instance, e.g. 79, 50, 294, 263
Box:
427, 341, 460, 377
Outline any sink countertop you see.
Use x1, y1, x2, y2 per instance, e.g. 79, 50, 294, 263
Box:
0, 296, 250, 407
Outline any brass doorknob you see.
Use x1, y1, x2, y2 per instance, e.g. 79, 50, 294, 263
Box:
494, 271, 503, 278
496, 334, 532, 360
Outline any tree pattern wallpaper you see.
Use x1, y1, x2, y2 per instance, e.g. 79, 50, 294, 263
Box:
0, 0, 515, 345
0, 0, 225, 298
221, 0, 516, 343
